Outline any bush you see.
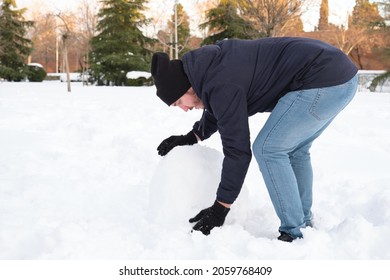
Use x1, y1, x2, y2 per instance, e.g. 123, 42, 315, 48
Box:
27, 65, 47, 82
124, 77, 153, 86
0, 65, 25, 81
369, 71, 390, 92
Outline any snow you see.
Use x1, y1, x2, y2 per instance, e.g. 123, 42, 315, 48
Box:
126, 71, 152, 79
27, 63, 44, 68
46, 73, 85, 82
0, 81, 389, 260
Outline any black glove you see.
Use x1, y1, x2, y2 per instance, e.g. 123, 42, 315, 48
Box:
157, 131, 197, 156
189, 200, 230, 235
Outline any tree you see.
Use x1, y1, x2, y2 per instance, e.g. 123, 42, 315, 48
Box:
168, 3, 191, 58
90, 0, 151, 86
29, 10, 57, 72
239, 0, 305, 37
76, 0, 99, 82
369, 0, 390, 91
0, 5, 3, 56
351, 0, 385, 29
318, 0, 329, 30
194, 0, 220, 38
348, 0, 385, 68
156, 3, 191, 59
0, 0, 33, 81
28, 0, 99, 75
200, 0, 259, 45
56, 11, 78, 92
279, 9, 304, 35
330, 25, 367, 56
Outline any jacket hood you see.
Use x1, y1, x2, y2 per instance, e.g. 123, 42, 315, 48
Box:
182, 45, 222, 100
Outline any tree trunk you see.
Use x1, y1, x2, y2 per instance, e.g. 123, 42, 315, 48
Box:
63, 36, 71, 92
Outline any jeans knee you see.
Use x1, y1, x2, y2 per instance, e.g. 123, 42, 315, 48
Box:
291, 149, 311, 162
252, 137, 266, 163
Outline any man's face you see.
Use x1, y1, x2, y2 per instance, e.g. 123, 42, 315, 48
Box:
171, 87, 204, 112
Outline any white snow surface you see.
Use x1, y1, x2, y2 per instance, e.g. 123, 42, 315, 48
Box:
27, 63, 44, 68
0, 81, 389, 260
126, 71, 151, 79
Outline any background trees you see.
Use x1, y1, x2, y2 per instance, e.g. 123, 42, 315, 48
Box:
200, 0, 259, 45
28, 0, 98, 75
317, 0, 329, 31
155, 3, 191, 59
348, 0, 386, 69
0, 0, 33, 81
321, 0, 384, 60
29, 11, 57, 72
369, 0, 390, 90
1, 0, 389, 85
168, 3, 191, 58
239, 0, 305, 37
75, 0, 99, 76
89, 0, 151, 86
199, 0, 305, 44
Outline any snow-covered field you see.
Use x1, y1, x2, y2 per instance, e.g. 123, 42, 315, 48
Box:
0, 81, 389, 260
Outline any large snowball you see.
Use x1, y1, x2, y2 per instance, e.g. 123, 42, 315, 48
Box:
148, 145, 249, 228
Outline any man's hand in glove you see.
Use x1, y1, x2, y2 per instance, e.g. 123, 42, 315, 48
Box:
157, 131, 198, 156
189, 200, 230, 235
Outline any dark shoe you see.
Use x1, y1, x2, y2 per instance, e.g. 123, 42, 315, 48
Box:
277, 232, 295, 243
305, 220, 313, 228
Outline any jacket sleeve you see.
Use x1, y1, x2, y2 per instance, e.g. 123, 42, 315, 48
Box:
191, 110, 218, 140
209, 84, 252, 204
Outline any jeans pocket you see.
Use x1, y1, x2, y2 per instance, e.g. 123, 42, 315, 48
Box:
309, 82, 356, 121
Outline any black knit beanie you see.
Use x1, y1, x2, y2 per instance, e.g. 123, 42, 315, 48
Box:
151, 52, 191, 106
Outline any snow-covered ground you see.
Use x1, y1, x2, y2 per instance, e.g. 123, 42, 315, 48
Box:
0, 81, 389, 260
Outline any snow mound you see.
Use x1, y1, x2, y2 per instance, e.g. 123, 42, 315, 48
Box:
27, 63, 44, 68
148, 145, 250, 228
126, 71, 151, 79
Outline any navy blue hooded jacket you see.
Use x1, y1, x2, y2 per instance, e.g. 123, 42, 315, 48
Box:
181, 37, 358, 204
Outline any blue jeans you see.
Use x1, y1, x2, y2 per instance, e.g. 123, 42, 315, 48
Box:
253, 75, 358, 238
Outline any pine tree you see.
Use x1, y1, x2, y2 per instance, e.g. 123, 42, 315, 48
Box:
0, 0, 33, 81
90, 0, 151, 86
318, 0, 329, 30
200, 0, 258, 45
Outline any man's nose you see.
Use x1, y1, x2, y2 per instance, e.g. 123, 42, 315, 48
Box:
179, 105, 188, 112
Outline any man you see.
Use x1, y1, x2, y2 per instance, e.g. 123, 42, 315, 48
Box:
151, 37, 358, 242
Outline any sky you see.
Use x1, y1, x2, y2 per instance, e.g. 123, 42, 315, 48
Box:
13, 0, 360, 32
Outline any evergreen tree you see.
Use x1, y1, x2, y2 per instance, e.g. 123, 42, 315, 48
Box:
0, 0, 33, 81
318, 0, 329, 30
168, 3, 191, 58
200, 0, 258, 45
90, 0, 151, 86
351, 0, 385, 29
369, 0, 390, 91
348, 0, 385, 68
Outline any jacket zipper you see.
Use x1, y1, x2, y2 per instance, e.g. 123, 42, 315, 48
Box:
198, 109, 207, 138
